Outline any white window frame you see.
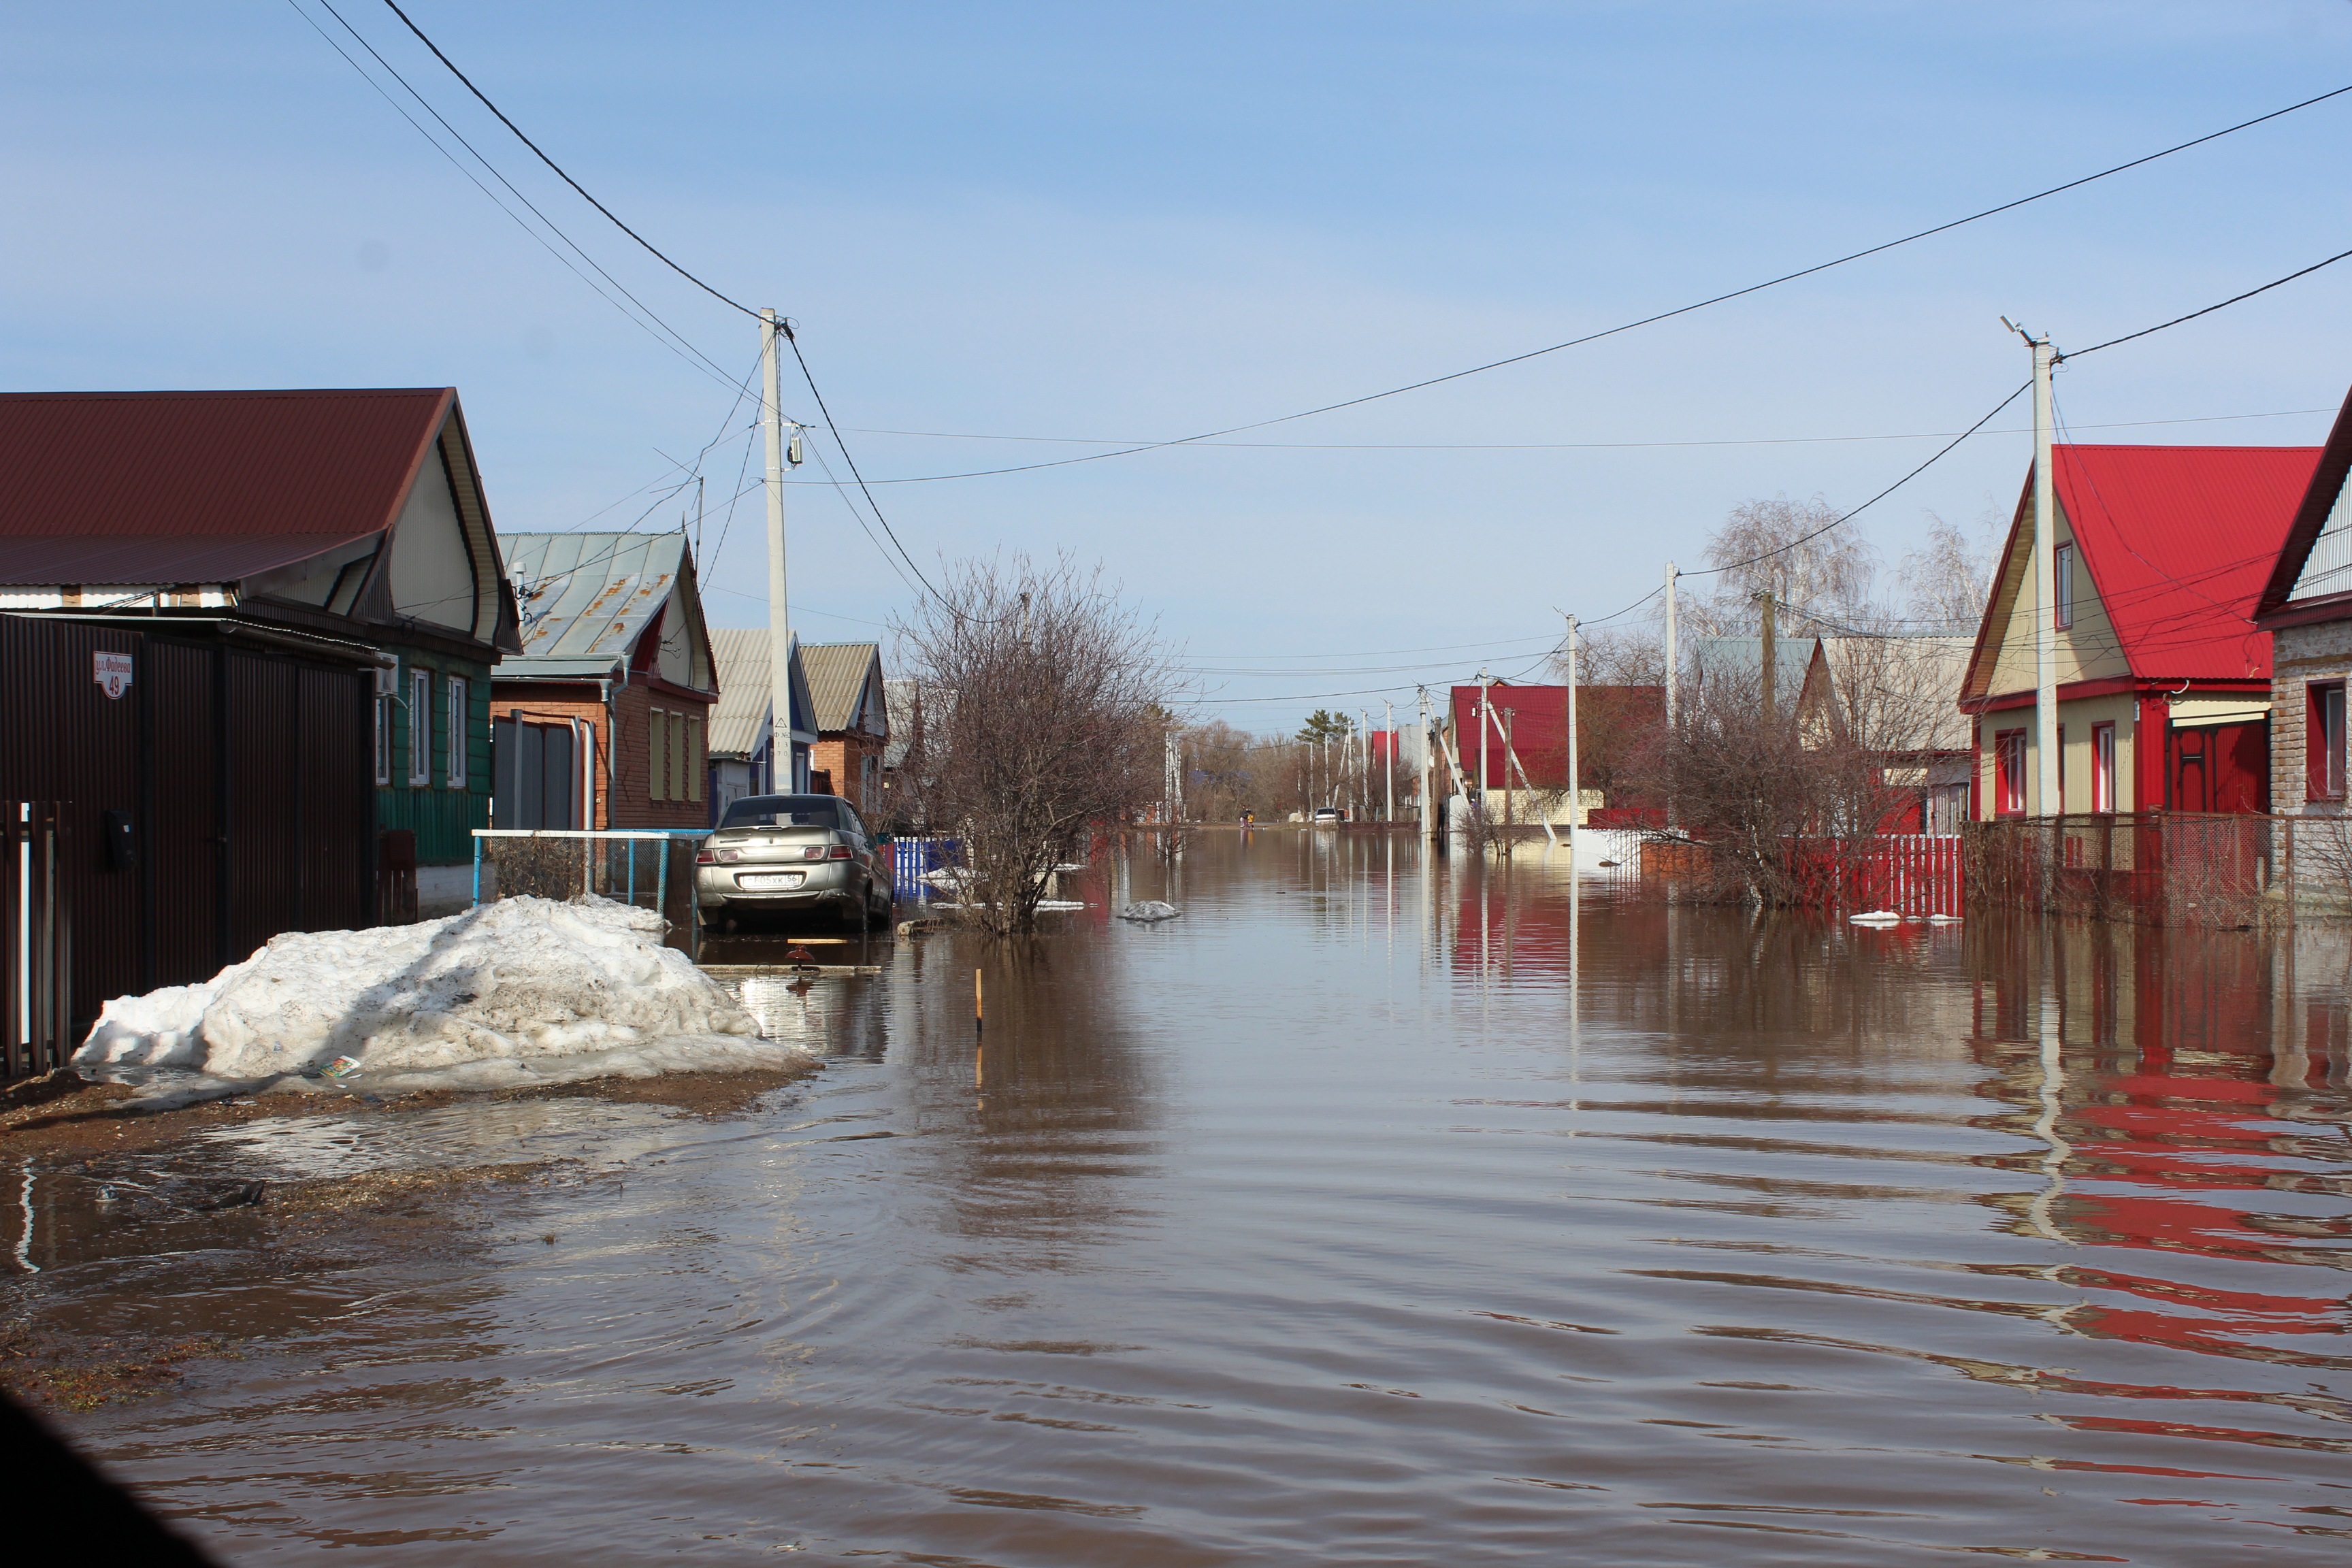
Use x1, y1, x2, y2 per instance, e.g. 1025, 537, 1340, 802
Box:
408, 668, 431, 787
374, 694, 392, 786
2053, 542, 2074, 631
446, 676, 468, 789
2091, 721, 2116, 813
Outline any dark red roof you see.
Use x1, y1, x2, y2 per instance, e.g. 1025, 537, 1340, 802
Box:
1967, 444, 2317, 696
0, 389, 453, 581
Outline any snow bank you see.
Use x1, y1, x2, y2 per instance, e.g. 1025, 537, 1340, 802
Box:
76, 896, 802, 1102
1117, 901, 1182, 922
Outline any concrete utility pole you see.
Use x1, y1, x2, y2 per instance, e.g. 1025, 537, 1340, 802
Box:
760, 308, 796, 794
2031, 331, 2060, 819
1759, 591, 1777, 723
1384, 699, 1395, 824
1476, 669, 1492, 806
1565, 612, 1580, 860
1418, 689, 1435, 842
1663, 561, 1678, 728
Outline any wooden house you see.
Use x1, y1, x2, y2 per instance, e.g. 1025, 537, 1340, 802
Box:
706, 627, 819, 821
1960, 444, 2317, 818
0, 387, 522, 926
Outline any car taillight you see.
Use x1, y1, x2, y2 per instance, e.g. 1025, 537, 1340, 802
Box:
828, 845, 853, 860
802, 846, 826, 861
694, 849, 715, 864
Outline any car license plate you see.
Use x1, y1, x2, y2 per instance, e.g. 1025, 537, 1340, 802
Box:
736, 872, 806, 891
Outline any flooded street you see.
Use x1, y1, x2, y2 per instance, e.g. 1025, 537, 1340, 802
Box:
9, 830, 2351, 1564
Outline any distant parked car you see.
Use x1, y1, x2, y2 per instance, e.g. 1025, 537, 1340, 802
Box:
1311, 806, 1345, 826
694, 793, 892, 930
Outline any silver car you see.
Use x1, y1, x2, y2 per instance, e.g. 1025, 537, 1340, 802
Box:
695, 793, 894, 930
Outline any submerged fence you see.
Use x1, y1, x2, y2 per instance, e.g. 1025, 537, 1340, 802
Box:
1961, 812, 2327, 927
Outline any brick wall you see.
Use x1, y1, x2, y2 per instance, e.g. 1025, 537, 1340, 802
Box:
2273, 619, 2352, 817
810, 732, 886, 816
492, 680, 715, 830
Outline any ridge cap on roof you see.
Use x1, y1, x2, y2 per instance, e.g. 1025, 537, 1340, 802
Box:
2055, 441, 2323, 454
0, 387, 453, 402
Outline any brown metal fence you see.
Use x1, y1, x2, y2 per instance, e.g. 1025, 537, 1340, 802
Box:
1963, 812, 2291, 926
2, 802, 74, 1082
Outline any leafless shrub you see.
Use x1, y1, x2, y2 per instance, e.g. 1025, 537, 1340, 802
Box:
893, 553, 1172, 934
1627, 662, 1905, 904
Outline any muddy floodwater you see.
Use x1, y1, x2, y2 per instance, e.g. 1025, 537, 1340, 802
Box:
8, 831, 2351, 1564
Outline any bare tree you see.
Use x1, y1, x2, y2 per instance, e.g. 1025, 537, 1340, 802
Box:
1630, 660, 1905, 904
894, 554, 1172, 934
1693, 494, 1877, 635
1899, 509, 1997, 634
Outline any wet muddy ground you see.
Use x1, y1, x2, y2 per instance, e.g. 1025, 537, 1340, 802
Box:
4, 832, 2348, 1564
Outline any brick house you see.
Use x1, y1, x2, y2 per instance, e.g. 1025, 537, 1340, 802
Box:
491, 531, 717, 830
800, 642, 889, 815
1960, 444, 2316, 818
2254, 380, 2352, 817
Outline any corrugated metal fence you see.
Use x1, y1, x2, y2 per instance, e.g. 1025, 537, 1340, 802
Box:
0, 615, 376, 1075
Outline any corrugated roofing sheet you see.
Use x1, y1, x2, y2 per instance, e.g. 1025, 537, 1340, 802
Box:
0, 389, 451, 543
2053, 444, 2317, 683
501, 532, 686, 672
0, 532, 378, 586
801, 642, 883, 734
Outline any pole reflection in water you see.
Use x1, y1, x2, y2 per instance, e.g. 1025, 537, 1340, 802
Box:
8, 836, 2347, 1565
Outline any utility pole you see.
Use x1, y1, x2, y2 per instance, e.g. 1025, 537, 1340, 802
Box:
1663, 561, 1678, 729
1476, 668, 1492, 806
1384, 698, 1395, 824
2031, 330, 2059, 820
760, 308, 796, 794
1759, 591, 1777, 723
1019, 591, 1032, 646
1565, 612, 1580, 860
1418, 689, 1435, 843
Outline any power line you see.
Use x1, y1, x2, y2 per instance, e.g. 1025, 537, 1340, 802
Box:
377, 0, 758, 319
827, 404, 2335, 455
787, 83, 2352, 488
2063, 244, 2352, 360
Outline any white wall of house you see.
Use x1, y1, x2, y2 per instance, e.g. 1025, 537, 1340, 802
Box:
389, 446, 476, 632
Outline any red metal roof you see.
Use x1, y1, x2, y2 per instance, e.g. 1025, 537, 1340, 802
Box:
1967, 444, 2317, 696
0, 389, 453, 579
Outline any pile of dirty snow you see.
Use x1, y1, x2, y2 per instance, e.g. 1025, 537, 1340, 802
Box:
76, 896, 802, 1106
1116, 901, 1182, 923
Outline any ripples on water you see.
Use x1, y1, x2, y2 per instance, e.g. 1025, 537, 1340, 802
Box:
7, 832, 2349, 1564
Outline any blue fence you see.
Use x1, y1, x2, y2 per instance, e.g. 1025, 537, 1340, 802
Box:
892, 836, 960, 898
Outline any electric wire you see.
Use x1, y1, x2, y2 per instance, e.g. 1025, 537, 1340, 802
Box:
377, 0, 759, 320
2063, 244, 2352, 360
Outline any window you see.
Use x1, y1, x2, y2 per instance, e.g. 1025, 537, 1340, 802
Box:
2310, 682, 2347, 800
1995, 728, 2026, 816
446, 676, 468, 789
408, 668, 431, 786
687, 715, 704, 802
2091, 721, 2116, 813
2053, 542, 2074, 630
2057, 725, 2065, 813
650, 706, 668, 800
374, 690, 391, 786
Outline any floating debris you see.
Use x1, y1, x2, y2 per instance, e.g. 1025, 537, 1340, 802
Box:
1117, 901, 1183, 923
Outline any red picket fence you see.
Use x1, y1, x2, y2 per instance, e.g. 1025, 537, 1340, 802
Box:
1783, 834, 1965, 917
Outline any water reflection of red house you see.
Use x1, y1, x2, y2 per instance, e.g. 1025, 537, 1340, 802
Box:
1966, 923, 2346, 1367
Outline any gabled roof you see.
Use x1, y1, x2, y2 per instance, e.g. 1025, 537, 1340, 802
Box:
1963, 444, 2317, 700
707, 627, 818, 757
801, 642, 886, 735
2255, 383, 2352, 629
500, 532, 710, 682
1817, 635, 1974, 753
0, 388, 520, 651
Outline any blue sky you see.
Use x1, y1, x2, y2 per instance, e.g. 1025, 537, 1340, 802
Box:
10, 2, 2352, 729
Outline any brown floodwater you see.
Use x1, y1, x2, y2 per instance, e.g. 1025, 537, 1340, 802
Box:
7, 830, 2351, 1564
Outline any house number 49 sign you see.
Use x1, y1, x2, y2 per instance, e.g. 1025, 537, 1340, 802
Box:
94, 652, 133, 700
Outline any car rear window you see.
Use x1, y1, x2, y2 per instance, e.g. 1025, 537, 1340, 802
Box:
719, 796, 842, 830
